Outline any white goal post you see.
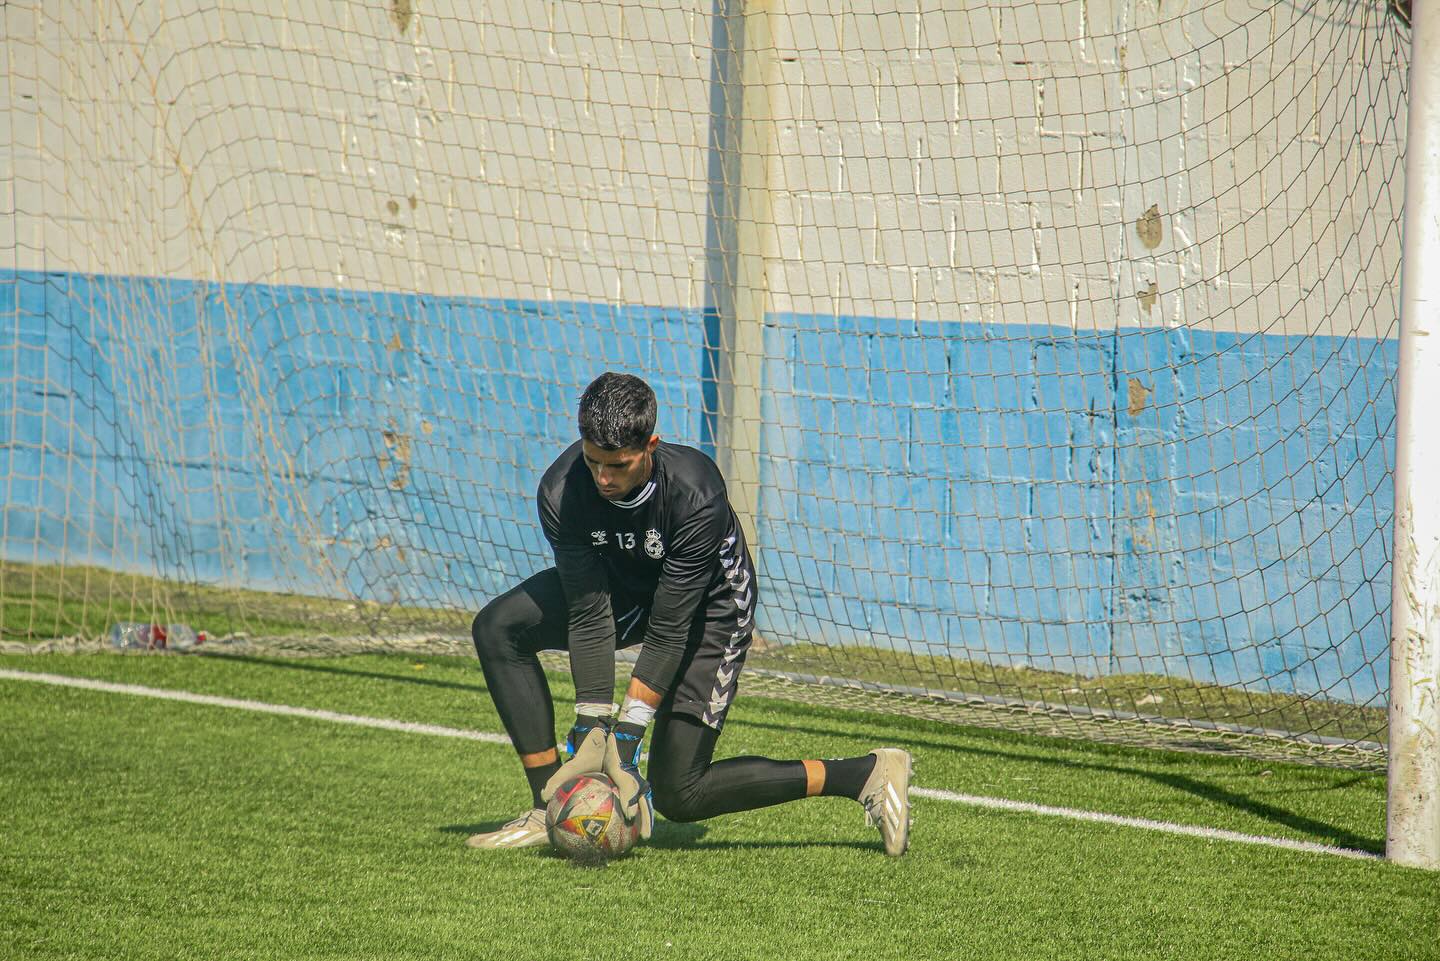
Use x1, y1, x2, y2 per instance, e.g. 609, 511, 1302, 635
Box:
1388, 0, 1440, 872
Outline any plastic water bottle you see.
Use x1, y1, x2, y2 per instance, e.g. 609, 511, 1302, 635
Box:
109, 622, 155, 650
108, 622, 206, 650
165, 624, 203, 650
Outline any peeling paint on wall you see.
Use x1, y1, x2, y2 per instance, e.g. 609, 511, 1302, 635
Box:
391, 0, 414, 34
381, 429, 412, 490
1127, 377, 1153, 415
1131, 488, 1160, 549
1138, 280, 1158, 312
1136, 204, 1163, 250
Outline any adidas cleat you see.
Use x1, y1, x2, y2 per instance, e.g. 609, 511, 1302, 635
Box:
465, 808, 549, 849
858, 748, 912, 857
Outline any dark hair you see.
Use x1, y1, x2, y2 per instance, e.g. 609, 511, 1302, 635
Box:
578, 373, 656, 450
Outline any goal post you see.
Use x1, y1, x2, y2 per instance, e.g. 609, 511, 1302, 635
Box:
707, 0, 778, 556
1388, 0, 1440, 872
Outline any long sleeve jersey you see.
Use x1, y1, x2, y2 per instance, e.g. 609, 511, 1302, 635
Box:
536, 439, 755, 708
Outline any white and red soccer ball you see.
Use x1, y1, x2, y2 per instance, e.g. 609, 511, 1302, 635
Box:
545, 773, 640, 862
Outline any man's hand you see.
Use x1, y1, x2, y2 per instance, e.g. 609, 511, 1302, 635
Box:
539, 715, 612, 804
603, 721, 654, 840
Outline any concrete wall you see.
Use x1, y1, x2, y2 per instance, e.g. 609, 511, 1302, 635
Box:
747, 0, 1407, 704
0, 1, 1409, 707
2, 0, 718, 303
762, 0, 1405, 338
0, 269, 706, 605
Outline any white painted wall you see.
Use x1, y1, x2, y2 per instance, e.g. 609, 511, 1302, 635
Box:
2, 0, 716, 307
762, 1, 1406, 337
1, 1, 1407, 337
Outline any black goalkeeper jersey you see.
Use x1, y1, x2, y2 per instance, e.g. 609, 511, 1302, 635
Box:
537, 440, 756, 706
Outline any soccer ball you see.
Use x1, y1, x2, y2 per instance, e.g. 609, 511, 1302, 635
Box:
545, 773, 640, 862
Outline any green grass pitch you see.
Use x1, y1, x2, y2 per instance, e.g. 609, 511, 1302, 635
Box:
1, 651, 1435, 961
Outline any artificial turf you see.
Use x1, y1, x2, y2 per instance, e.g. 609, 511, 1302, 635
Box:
1, 651, 1435, 961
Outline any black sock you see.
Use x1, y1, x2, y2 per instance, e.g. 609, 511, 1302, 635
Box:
819, 755, 877, 799
613, 721, 646, 766
524, 760, 562, 808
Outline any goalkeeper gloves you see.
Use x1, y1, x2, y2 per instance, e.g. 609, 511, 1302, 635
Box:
537, 715, 655, 842
539, 713, 612, 805
603, 721, 654, 840
564, 714, 610, 757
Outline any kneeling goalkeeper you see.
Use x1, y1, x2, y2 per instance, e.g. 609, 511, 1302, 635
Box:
467, 372, 911, 855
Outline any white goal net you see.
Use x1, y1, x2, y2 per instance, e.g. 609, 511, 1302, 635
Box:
0, 0, 1412, 763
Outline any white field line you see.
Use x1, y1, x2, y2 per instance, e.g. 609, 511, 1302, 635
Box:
909, 787, 1381, 861
2, 668, 1382, 862
0, 669, 510, 745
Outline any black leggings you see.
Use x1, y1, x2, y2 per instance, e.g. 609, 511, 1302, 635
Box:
647, 712, 808, 822
473, 570, 809, 822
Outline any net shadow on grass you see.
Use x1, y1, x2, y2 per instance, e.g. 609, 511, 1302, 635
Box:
726, 707, 1385, 852
13, 626, 1387, 772
198, 650, 490, 695
736, 670, 1387, 770
22, 643, 1382, 850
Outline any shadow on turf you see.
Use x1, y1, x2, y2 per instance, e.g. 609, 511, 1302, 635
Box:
641, 821, 880, 853
731, 711, 1385, 854
200, 651, 489, 694
650, 838, 880, 853
440, 818, 711, 848
442, 818, 880, 855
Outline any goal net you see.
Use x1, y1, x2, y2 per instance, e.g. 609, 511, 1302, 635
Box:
0, 0, 1410, 764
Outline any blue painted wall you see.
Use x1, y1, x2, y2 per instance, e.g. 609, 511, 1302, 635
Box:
0, 269, 708, 605
757, 313, 1394, 706
0, 269, 1396, 705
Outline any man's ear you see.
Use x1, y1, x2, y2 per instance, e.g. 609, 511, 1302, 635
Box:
646, 434, 660, 454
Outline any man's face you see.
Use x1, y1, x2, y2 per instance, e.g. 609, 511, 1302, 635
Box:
582, 437, 659, 501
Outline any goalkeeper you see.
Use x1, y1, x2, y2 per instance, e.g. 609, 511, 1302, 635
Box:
467, 372, 911, 856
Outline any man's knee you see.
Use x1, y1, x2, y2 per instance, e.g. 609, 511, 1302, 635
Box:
650, 771, 705, 823
471, 597, 515, 663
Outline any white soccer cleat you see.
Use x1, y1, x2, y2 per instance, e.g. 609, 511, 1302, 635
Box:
465, 808, 549, 850
857, 748, 912, 857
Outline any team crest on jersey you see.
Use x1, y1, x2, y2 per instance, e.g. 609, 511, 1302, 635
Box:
644, 528, 665, 559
